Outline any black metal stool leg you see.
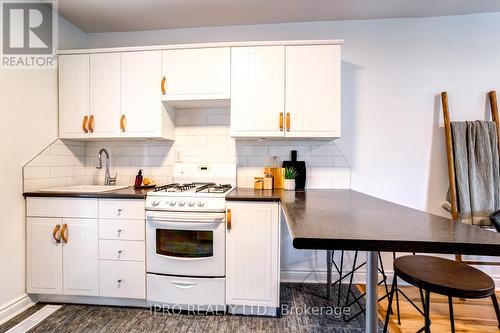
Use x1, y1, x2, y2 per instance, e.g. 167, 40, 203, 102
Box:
337, 250, 344, 306
424, 290, 431, 333
392, 253, 402, 325
492, 293, 500, 329
383, 274, 397, 333
326, 250, 332, 300
343, 251, 358, 310
448, 296, 455, 333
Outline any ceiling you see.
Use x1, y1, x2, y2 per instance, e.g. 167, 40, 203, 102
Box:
58, 0, 500, 33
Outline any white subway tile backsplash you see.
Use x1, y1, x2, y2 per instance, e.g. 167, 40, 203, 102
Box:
24, 108, 350, 191
236, 145, 269, 156
24, 167, 51, 180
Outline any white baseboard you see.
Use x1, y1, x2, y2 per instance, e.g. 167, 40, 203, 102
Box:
0, 294, 37, 325
281, 270, 500, 289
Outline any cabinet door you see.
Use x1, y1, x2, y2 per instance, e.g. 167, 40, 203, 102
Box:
90, 53, 121, 138
162, 47, 230, 104
285, 45, 341, 137
62, 218, 99, 296
59, 54, 90, 139
27, 218, 63, 294
121, 51, 162, 137
225, 202, 280, 307
230, 46, 285, 137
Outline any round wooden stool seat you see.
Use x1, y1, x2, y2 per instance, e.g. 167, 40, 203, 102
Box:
394, 255, 495, 299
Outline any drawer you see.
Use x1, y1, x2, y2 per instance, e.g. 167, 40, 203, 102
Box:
99, 240, 145, 261
147, 274, 225, 306
27, 197, 98, 218
99, 199, 145, 220
99, 219, 145, 241
99, 261, 145, 299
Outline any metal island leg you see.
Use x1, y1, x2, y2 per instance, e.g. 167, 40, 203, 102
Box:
366, 251, 379, 333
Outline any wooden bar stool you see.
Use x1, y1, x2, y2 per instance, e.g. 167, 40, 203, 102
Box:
383, 255, 500, 333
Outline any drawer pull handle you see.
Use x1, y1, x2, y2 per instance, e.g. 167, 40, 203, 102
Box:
117, 228, 123, 236
117, 279, 123, 287
117, 249, 123, 258
117, 208, 123, 216
161, 76, 166, 95
82, 115, 89, 133
52, 224, 61, 243
171, 281, 197, 289
60, 224, 68, 243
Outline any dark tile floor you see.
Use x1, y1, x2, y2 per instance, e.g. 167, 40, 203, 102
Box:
0, 283, 381, 333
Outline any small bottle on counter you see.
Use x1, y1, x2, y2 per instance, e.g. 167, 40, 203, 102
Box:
134, 169, 143, 187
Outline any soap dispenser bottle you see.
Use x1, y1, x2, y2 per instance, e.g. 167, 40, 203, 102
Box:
134, 169, 143, 187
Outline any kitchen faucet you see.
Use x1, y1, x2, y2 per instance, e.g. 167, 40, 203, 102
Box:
96, 148, 117, 185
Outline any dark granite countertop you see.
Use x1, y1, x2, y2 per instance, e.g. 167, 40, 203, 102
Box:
227, 188, 500, 256
23, 186, 154, 199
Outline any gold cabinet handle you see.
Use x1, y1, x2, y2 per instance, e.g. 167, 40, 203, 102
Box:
52, 224, 61, 243
88, 115, 94, 133
161, 76, 166, 95
279, 112, 284, 131
120, 115, 127, 132
82, 116, 89, 133
226, 209, 231, 231
286, 112, 291, 132
60, 223, 68, 243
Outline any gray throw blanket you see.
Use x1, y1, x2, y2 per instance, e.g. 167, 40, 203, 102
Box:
450, 121, 500, 226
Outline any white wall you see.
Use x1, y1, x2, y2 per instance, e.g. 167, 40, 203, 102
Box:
0, 15, 85, 313
85, 12, 500, 283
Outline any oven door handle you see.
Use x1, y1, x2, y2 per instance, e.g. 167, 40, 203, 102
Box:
171, 280, 198, 289
146, 211, 225, 223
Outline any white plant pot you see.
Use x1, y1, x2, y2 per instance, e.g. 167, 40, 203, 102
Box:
284, 179, 295, 191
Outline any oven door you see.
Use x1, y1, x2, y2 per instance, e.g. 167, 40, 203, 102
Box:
146, 211, 225, 277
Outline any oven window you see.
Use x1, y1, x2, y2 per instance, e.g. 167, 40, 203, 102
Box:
156, 229, 213, 258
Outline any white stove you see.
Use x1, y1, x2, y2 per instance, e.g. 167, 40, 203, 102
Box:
145, 163, 235, 311
145, 163, 235, 213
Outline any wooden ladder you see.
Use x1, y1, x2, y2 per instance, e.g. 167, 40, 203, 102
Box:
441, 90, 500, 266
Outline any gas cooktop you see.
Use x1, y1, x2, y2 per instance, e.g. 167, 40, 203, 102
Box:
153, 183, 233, 194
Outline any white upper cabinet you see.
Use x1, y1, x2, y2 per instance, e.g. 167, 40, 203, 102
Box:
230, 46, 285, 137
162, 48, 230, 107
121, 51, 175, 140
90, 53, 122, 138
285, 45, 341, 137
59, 54, 90, 139
59, 51, 174, 140
229, 43, 342, 138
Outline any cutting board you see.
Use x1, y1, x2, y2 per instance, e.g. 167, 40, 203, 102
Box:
282, 150, 306, 190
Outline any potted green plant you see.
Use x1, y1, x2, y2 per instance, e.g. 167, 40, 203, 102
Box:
284, 167, 298, 191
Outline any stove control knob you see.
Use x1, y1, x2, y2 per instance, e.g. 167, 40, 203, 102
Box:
197, 202, 205, 207
169, 201, 176, 207
178, 201, 186, 207
151, 200, 160, 207
188, 202, 195, 207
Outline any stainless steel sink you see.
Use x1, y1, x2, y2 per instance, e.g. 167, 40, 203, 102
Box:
39, 185, 129, 193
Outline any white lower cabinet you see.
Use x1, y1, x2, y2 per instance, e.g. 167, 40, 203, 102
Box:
62, 218, 99, 296
27, 218, 63, 295
225, 201, 280, 310
26, 216, 98, 296
26, 197, 146, 301
99, 261, 145, 299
